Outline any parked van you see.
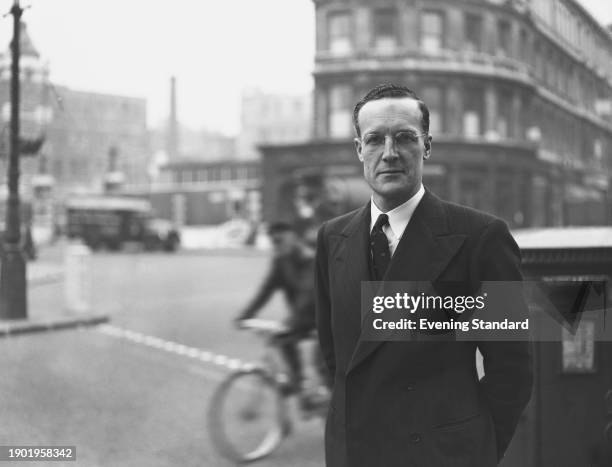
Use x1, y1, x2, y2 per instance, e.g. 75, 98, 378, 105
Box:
65, 196, 180, 252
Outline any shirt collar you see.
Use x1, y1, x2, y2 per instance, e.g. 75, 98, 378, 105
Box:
370, 184, 425, 239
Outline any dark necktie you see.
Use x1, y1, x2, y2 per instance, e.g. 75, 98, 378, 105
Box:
371, 214, 390, 280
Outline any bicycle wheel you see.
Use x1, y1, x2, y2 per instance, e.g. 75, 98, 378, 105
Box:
208, 368, 287, 463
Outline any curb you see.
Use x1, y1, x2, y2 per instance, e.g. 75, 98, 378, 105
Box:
0, 313, 110, 337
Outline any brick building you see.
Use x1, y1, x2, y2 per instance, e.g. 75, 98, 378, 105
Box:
45, 87, 148, 194
261, 0, 612, 227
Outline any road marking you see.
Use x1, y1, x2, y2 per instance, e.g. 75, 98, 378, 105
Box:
97, 324, 256, 372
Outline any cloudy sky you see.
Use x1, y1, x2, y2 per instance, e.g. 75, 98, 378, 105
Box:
0, 0, 610, 135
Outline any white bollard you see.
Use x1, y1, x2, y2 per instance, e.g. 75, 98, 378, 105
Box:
64, 240, 92, 313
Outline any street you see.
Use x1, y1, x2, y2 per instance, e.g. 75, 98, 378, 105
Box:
0, 244, 325, 466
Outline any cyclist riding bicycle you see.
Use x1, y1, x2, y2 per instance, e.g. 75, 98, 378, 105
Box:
235, 221, 325, 402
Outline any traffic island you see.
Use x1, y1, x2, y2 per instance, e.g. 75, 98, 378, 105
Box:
0, 253, 109, 337
0, 313, 109, 337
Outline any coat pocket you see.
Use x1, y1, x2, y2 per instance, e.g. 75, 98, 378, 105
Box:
433, 412, 481, 432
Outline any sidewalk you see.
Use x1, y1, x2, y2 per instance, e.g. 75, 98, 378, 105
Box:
0, 260, 109, 337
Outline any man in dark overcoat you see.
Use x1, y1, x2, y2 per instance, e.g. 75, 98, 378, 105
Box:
315, 83, 533, 467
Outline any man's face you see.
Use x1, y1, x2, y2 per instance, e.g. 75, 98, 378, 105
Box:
354, 97, 431, 211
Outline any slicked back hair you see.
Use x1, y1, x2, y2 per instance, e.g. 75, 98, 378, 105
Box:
352, 83, 430, 138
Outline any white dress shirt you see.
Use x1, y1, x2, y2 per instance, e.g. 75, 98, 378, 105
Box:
370, 184, 425, 256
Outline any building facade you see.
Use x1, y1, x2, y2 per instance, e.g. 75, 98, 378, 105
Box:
261, 0, 612, 228
125, 159, 261, 225
44, 86, 149, 194
0, 22, 149, 230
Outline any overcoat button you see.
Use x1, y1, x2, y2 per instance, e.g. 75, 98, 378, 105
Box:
409, 433, 422, 443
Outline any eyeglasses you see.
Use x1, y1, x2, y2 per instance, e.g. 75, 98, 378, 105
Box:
359, 130, 428, 151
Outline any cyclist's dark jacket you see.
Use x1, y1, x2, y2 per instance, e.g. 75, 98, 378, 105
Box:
238, 245, 315, 333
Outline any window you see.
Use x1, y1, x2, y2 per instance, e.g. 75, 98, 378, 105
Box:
567, 65, 578, 102
497, 20, 512, 57
559, 60, 568, 95
496, 175, 515, 223
237, 166, 247, 181
422, 11, 444, 54
547, 52, 556, 88
373, 8, 397, 52
422, 86, 443, 133
463, 86, 483, 138
519, 29, 529, 64
329, 85, 352, 138
329, 12, 352, 55
464, 13, 483, 52
497, 91, 513, 138
460, 176, 485, 210
534, 40, 544, 79
593, 139, 603, 163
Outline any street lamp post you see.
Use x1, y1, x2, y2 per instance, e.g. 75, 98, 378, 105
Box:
0, 0, 27, 319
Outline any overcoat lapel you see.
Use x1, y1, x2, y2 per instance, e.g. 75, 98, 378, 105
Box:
332, 204, 373, 358
347, 191, 467, 374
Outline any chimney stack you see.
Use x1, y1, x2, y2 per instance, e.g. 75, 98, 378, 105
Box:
167, 76, 179, 160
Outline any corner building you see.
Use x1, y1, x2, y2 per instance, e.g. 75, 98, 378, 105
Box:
260, 0, 612, 227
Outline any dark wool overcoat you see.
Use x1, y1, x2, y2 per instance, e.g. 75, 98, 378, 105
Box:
315, 190, 533, 467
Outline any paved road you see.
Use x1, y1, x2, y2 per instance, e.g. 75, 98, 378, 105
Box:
1, 245, 325, 466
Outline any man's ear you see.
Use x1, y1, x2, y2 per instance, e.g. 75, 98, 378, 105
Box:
424, 134, 433, 159
354, 137, 364, 162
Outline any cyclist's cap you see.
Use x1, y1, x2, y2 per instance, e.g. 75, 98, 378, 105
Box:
267, 221, 294, 235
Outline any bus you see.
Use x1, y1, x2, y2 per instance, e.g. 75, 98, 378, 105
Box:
65, 196, 180, 252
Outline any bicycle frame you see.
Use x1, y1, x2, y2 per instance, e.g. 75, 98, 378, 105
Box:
240, 319, 329, 406
208, 319, 329, 463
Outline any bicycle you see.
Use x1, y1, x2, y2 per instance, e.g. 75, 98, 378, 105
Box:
207, 319, 329, 464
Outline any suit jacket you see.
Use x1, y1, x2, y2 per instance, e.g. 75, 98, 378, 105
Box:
315, 190, 533, 467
